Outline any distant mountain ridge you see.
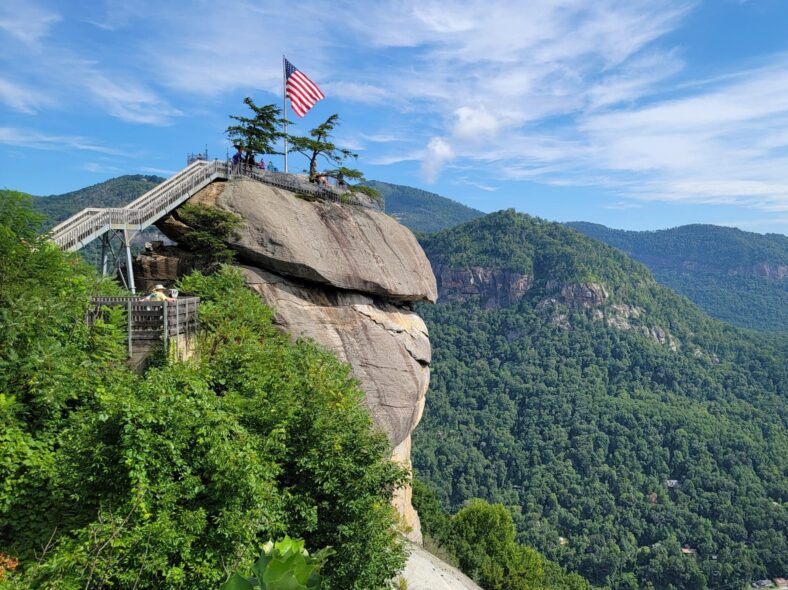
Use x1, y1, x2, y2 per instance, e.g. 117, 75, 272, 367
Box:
25, 175, 165, 228
567, 222, 788, 331
14, 174, 787, 331
17, 175, 482, 235
365, 180, 484, 233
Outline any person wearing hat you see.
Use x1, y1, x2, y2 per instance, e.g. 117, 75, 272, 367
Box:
142, 284, 175, 302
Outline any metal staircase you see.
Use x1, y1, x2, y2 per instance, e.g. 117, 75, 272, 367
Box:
48, 159, 348, 292
50, 159, 230, 253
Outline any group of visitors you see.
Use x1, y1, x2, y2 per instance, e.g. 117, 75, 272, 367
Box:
231, 146, 278, 172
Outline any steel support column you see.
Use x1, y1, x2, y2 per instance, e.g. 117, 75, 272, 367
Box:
100, 234, 109, 277
124, 230, 136, 294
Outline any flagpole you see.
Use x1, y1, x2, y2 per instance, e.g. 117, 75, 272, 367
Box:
283, 55, 288, 174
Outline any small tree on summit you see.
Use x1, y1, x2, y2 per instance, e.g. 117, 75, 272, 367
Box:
226, 97, 285, 162
288, 113, 380, 202
287, 114, 357, 182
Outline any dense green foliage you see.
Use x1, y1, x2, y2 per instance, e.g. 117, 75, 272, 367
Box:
365, 181, 484, 234
220, 536, 333, 590
0, 196, 407, 589
413, 211, 788, 590
175, 203, 243, 269
413, 483, 596, 589
568, 222, 788, 331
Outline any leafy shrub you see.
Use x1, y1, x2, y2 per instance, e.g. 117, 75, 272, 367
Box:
412, 481, 596, 590
220, 536, 333, 589
176, 204, 243, 270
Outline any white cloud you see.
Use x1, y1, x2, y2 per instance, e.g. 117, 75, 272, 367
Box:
421, 137, 454, 182
81, 162, 122, 174
140, 166, 177, 176
5, 0, 788, 223
0, 0, 60, 48
457, 177, 498, 192
452, 107, 500, 142
84, 73, 182, 125
0, 78, 55, 113
578, 59, 788, 211
0, 127, 123, 154
323, 81, 393, 105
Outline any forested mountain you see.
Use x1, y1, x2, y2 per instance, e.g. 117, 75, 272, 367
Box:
365, 180, 484, 233
4, 176, 170, 266
568, 222, 788, 332
413, 211, 788, 590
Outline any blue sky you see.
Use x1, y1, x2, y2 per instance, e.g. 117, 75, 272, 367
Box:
2, 0, 788, 234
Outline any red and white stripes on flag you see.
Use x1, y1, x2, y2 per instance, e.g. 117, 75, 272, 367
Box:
284, 58, 324, 117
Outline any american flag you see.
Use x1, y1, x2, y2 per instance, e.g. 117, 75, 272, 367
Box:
285, 58, 325, 118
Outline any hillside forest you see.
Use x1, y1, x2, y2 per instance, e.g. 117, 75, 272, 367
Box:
3, 175, 786, 589
568, 222, 788, 332
413, 211, 788, 590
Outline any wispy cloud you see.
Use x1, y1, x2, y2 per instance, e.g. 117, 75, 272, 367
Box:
84, 73, 182, 125
0, 127, 123, 155
4, 0, 788, 225
0, 78, 55, 113
81, 161, 123, 174
0, 0, 60, 48
456, 177, 498, 192
579, 58, 788, 211
322, 81, 393, 105
140, 166, 177, 176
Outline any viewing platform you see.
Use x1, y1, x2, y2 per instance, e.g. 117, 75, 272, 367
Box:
88, 296, 200, 360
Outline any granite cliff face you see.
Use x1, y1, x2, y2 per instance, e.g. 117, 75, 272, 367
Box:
142, 177, 436, 542
427, 257, 679, 349
431, 261, 530, 308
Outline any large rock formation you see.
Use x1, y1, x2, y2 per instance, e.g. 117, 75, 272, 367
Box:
148, 176, 436, 542
241, 266, 429, 448
159, 178, 437, 302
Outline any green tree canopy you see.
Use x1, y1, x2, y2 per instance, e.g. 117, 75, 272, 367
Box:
227, 97, 286, 162
286, 114, 356, 183
1, 196, 408, 589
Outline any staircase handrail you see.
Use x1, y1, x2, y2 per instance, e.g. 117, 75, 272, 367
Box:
49, 158, 367, 252
49, 160, 228, 250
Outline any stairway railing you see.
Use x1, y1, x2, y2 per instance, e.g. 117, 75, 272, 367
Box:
49, 159, 363, 252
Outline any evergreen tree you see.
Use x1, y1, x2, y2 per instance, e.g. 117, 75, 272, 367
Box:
226, 98, 286, 163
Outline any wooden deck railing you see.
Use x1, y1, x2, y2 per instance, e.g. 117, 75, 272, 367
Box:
88, 296, 200, 357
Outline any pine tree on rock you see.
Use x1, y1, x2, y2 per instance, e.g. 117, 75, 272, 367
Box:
226, 98, 286, 163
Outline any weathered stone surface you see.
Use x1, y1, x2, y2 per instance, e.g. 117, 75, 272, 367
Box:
391, 436, 422, 544
159, 178, 437, 303
402, 544, 482, 590
146, 177, 437, 541
132, 245, 196, 293
556, 282, 609, 308
241, 266, 430, 449
430, 261, 531, 308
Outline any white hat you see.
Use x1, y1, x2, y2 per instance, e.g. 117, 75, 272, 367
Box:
153, 284, 166, 291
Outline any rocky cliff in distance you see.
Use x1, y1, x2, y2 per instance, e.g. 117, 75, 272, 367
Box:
428, 255, 680, 349
431, 261, 531, 308
139, 177, 436, 543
